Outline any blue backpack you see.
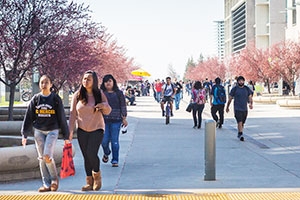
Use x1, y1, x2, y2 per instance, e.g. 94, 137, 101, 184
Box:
214, 85, 226, 104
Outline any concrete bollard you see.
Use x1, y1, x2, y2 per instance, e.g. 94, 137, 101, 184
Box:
204, 119, 216, 181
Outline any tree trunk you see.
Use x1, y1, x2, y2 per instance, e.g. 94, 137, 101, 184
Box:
8, 83, 16, 121
266, 79, 271, 94
291, 81, 295, 96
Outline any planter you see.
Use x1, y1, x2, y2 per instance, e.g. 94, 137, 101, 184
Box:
0, 136, 74, 182
276, 99, 300, 108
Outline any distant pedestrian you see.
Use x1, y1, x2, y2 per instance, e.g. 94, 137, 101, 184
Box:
248, 80, 255, 92
154, 79, 163, 103
210, 77, 226, 128
21, 74, 70, 192
185, 80, 192, 96
203, 78, 212, 101
191, 81, 206, 129
174, 78, 183, 110
68, 70, 111, 191
125, 86, 136, 106
100, 74, 128, 168
226, 76, 253, 141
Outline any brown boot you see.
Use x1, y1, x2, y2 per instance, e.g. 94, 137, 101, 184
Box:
81, 176, 93, 191
50, 179, 59, 191
92, 171, 102, 190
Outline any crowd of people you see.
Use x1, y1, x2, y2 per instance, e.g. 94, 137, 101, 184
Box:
20, 71, 254, 192
151, 76, 253, 142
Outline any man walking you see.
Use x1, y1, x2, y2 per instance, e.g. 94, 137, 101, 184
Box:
210, 77, 226, 128
226, 76, 253, 141
174, 78, 183, 110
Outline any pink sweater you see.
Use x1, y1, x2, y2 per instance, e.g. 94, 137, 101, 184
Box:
69, 91, 111, 134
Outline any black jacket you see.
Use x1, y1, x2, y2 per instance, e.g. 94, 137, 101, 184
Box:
21, 92, 69, 140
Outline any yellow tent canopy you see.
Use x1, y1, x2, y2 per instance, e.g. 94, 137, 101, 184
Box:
130, 68, 151, 77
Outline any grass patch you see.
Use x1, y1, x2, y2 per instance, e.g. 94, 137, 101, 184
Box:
0, 96, 23, 106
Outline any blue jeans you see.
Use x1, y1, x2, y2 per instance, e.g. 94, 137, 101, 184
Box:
102, 121, 122, 164
156, 92, 162, 102
34, 129, 59, 188
175, 93, 181, 109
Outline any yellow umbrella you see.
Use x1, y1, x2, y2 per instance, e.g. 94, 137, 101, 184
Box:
131, 68, 151, 77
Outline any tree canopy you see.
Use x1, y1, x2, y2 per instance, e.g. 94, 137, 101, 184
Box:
0, 0, 138, 120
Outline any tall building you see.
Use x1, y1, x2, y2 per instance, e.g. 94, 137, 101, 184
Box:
214, 20, 225, 60
255, 0, 286, 49
224, 0, 286, 56
286, 0, 300, 95
286, 0, 300, 42
224, 0, 255, 56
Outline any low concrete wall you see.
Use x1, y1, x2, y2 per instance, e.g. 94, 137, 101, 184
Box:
0, 121, 23, 135
253, 96, 300, 104
0, 136, 75, 182
276, 99, 300, 107
0, 121, 77, 138
0, 107, 70, 121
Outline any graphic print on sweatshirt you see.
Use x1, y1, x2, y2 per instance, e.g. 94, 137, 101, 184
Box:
35, 104, 56, 117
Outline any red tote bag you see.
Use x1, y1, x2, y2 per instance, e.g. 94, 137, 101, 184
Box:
60, 143, 75, 179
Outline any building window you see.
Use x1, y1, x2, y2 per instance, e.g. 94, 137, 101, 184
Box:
232, 2, 246, 53
293, 9, 297, 25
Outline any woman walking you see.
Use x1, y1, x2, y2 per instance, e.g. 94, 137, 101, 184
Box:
100, 74, 128, 167
68, 70, 111, 191
21, 75, 70, 192
191, 81, 206, 129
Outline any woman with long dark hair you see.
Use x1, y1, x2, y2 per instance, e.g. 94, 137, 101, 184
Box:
69, 70, 111, 191
191, 81, 206, 129
100, 74, 128, 167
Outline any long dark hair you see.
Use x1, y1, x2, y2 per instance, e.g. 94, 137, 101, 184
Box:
77, 70, 102, 105
193, 81, 202, 90
100, 74, 119, 92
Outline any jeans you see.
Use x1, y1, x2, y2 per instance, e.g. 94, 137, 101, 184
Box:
156, 92, 162, 103
175, 93, 181, 109
102, 121, 122, 164
192, 104, 205, 128
126, 96, 135, 105
211, 104, 225, 124
77, 128, 104, 176
34, 128, 59, 188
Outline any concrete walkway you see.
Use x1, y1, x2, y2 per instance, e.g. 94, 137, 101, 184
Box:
1, 94, 300, 197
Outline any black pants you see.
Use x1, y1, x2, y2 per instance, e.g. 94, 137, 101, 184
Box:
77, 128, 104, 176
211, 104, 225, 125
192, 104, 205, 127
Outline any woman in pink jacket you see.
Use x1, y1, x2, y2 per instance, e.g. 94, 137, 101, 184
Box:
69, 70, 111, 191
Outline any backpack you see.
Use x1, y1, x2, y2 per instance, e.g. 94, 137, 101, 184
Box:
164, 83, 176, 94
214, 85, 226, 104
164, 83, 175, 90
194, 89, 205, 104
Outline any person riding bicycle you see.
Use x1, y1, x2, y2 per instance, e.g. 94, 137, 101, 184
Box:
160, 77, 176, 117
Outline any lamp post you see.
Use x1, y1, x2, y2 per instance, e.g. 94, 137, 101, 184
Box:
32, 67, 39, 95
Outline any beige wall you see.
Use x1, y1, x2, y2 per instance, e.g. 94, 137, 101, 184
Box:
224, 0, 286, 57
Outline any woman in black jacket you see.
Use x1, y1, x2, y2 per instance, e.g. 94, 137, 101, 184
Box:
21, 75, 70, 192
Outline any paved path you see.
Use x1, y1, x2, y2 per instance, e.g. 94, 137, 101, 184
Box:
1, 94, 300, 197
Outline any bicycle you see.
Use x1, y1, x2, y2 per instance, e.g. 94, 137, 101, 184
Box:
21, 90, 32, 102
165, 101, 171, 124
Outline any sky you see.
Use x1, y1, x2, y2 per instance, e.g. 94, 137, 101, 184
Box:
73, 0, 224, 80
